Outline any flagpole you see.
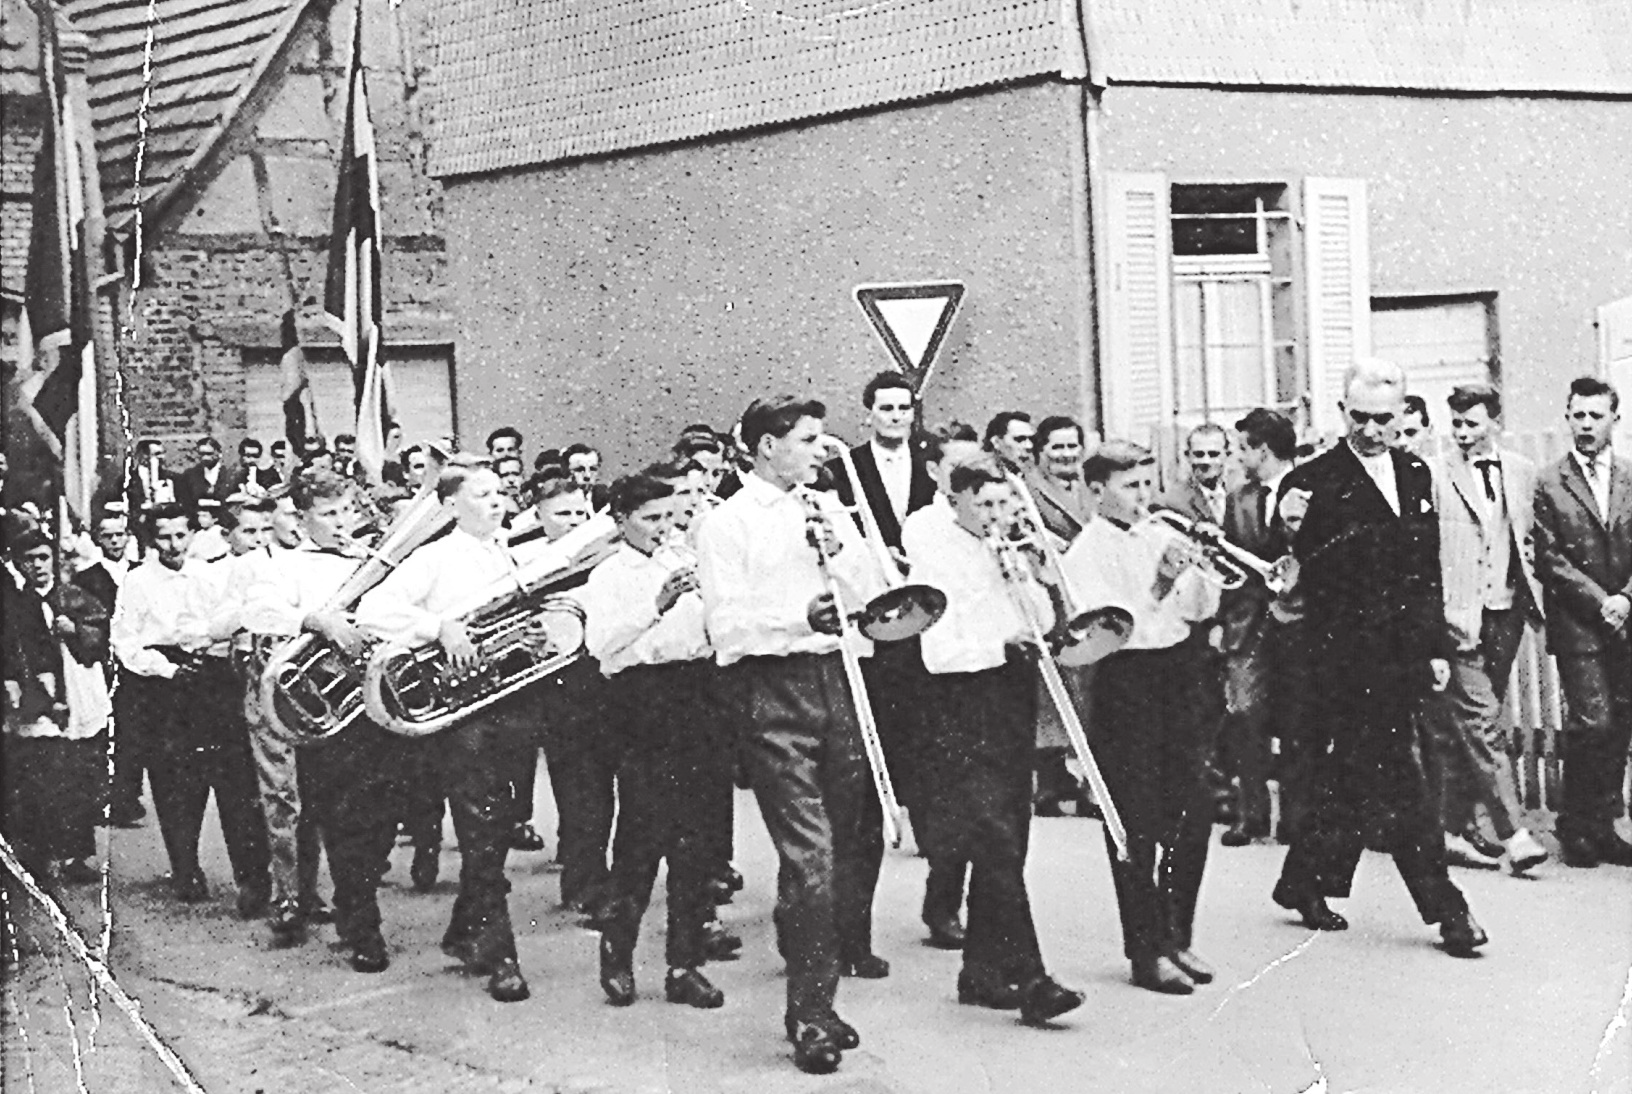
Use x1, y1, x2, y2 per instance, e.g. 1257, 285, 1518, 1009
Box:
250, 151, 321, 446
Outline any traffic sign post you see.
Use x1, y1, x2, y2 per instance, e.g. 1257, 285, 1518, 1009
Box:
853, 280, 965, 394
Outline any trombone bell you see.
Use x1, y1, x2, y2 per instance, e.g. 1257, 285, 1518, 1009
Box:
1056, 606, 1135, 667
856, 583, 947, 642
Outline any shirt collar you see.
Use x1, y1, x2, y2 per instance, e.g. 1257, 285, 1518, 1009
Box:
739, 470, 796, 507
1573, 448, 1611, 473
871, 439, 909, 463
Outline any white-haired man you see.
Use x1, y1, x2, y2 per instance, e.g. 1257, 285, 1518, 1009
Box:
1270, 360, 1486, 957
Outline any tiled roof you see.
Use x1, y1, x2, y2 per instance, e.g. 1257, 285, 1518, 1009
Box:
1088, 0, 1632, 94
64, 0, 309, 231
423, 0, 1082, 178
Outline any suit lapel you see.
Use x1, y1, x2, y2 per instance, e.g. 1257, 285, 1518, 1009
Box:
850, 444, 903, 547
907, 451, 936, 516
1559, 453, 1607, 531
1444, 454, 1488, 527
1336, 444, 1396, 520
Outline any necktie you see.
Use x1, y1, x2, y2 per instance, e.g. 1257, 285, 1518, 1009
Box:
1475, 459, 1498, 502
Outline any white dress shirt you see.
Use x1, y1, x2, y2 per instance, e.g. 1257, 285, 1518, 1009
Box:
1353, 442, 1400, 515
902, 503, 1052, 674
179, 548, 273, 654
583, 543, 709, 676
1572, 448, 1614, 521
695, 471, 884, 666
111, 557, 207, 677
870, 439, 913, 524
356, 527, 523, 647
187, 526, 229, 562
1200, 482, 1227, 524
1059, 518, 1219, 651
242, 544, 364, 637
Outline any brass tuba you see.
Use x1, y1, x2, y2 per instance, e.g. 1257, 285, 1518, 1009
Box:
362, 514, 621, 737
259, 488, 455, 744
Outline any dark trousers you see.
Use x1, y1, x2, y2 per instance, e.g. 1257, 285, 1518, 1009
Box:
399, 738, 445, 852
308, 720, 412, 947
918, 661, 1044, 983
1427, 608, 1527, 841
437, 705, 531, 968
134, 668, 270, 891
1090, 645, 1213, 963
1276, 666, 1467, 925
1224, 615, 1311, 836
1, 733, 105, 872
108, 669, 146, 814
602, 661, 718, 969
536, 658, 616, 907
725, 652, 881, 1024
1556, 644, 1632, 842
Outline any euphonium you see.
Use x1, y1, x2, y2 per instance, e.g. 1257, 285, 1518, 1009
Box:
260, 487, 455, 744
362, 514, 621, 738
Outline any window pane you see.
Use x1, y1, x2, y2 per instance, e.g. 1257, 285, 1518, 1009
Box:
1207, 280, 1267, 412
1174, 281, 1206, 416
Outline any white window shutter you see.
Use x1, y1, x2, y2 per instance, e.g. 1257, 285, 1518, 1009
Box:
1100, 172, 1172, 442
1303, 178, 1371, 435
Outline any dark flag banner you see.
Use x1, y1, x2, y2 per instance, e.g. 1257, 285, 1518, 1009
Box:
280, 308, 319, 449
323, 0, 389, 480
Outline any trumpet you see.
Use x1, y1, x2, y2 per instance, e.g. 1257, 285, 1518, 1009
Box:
798, 487, 906, 848
1007, 472, 1121, 667
362, 514, 621, 737
260, 487, 454, 744
1142, 510, 1297, 595
987, 530, 1130, 862
820, 435, 947, 642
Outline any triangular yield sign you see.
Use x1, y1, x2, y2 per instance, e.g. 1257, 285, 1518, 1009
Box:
853, 280, 965, 394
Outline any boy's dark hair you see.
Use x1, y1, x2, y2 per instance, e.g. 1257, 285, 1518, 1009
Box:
1447, 383, 1502, 419
947, 455, 1007, 495
1403, 393, 1430, 425
983, 411, 1030, 447
290, 467, 353, 511
1568, 375, 1619, 412
1235, 408, 1297, 461
487, 426, 523, 450
921, 421, 980, 465
562, 442, 599, 461
740, 395, 826, 453
1031, 415, 1083, 458
608, 473, 674, 519
435, 454, 493, 502
862, 370, 914, 409
145, 502, 191, 534
218, 495, 275, 530
1082, 440, 1153, 486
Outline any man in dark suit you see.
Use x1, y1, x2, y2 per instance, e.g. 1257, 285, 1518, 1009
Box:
1270, 360, 1486, 957
176, 437, 234, 511
126, 439, 178, 517
1217, 409, 1301, 845
1533, 376, 1632, 868
824, 370, 944, 953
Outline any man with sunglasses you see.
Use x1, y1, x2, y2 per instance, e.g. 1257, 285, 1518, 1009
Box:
1269, 359, 1486, 958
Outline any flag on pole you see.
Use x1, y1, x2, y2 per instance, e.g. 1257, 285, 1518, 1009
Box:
323, 0, 389, 480
279, 308, 319, 449
22, 30, 97, 517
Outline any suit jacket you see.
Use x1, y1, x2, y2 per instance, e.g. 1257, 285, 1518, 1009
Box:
1429, 447, 1544, 653
1157, 476, 1229, 527
1218, 479, 1287, 653
177, 461, 234, 509
1292, 442, 1451, 694
72, 561, 121, 614
2, 581, 110, 726
1025, 468, 1095, 547
1533, 450, 1632, 655
825, 440, 936, 552
126, 465, 178, 513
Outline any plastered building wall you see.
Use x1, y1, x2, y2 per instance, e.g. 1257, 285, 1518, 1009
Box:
440, 80, 1091, 473
1096, 85, 1632, 434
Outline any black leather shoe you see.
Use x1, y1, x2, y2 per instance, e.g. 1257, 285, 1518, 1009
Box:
1020, 974, 1085, 1024
1274, 883, 1349, 931
1167, 948, 1216, 984
789, 1021, 842, 1075
508, 823, 546, 853
268, 904, 306, 946
600, 937, 635, 1006
1560, 835, 1601, 868
841, 953, 890, 979
1595, 834, 1632, 867
350, 936, 389, 973
1132, 955, 1196, 995
441, 935, 490, 973
957, 967, 1022, 1010
924, 913, 966, 950
173, 871, 210, 904
298, 897, 333, 925
665, 967, 724, 1008
411, 847, 440, 891
1439, 910, 1489, 957
236, 882, 271, 920
487, 958, 530, 1002
784, 1012, 859, 1050
703, 920, 742, 961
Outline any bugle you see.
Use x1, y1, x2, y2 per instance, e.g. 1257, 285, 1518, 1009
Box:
799, 488, 906, 848
260, 487, 454, 744
821, 435, 947, 642
987, 530, 1131, 862
1006, 472, 1122, 667
1143, 510, 1296, 594
362, 514, 621, 737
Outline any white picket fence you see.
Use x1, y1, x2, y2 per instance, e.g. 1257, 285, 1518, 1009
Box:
1146, 425, 1578, 812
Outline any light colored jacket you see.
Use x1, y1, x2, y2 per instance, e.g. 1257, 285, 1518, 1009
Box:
1430, 447, 1544, 652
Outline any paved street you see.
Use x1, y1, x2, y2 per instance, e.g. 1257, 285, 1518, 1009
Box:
5, 785, 1630, 1094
